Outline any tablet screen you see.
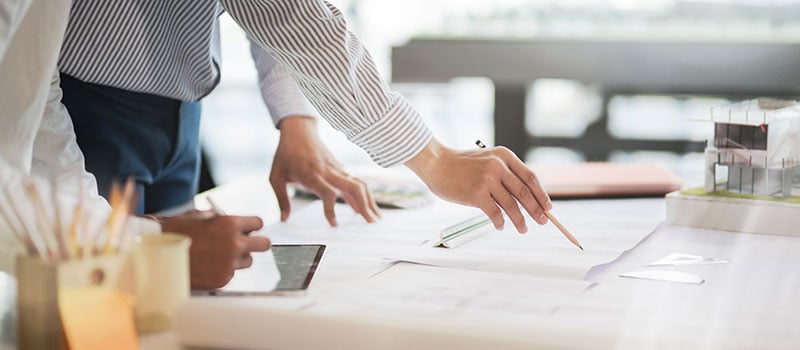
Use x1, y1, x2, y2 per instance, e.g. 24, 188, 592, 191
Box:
204, 244, 325, 296
272, 244, 325, 291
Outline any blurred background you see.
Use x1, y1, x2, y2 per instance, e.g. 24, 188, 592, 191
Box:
201, 0, 800, 190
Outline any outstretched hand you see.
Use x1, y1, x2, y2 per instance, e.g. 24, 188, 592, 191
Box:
405, 138, 552, 233
270, 116, 380, 226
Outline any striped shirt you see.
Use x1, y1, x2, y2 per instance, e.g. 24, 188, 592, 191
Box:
58, 0, 432, 167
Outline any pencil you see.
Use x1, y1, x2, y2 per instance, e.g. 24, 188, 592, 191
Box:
475, 139, 583, 251
50, 182, 72, 260
105, 177, 135, 253
24, 180, 63, 260
67, 185, 85, 258
0, 193, 38, 256
4, 186, 48, 259
115, 177, 139, 252
206, 196, 226, 216
543, 211, 583, 251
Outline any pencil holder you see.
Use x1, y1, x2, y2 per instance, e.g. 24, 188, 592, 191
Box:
16, 253, 136, 350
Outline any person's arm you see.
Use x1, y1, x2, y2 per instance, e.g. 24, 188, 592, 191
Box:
222, 0, 431, 167
31, 71, 107, 201
250, 39, 380, 225
0, 0, 31, 59
221, 0, 551, 232
249, 38, 317, 127
28, 71, 270, 289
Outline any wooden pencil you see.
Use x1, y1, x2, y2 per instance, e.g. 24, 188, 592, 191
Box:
544, 211, 583, 251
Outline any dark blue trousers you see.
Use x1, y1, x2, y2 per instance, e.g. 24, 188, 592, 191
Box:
60, 73, 201, 215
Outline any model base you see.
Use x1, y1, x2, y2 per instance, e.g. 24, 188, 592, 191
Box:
666, 190, 800, 236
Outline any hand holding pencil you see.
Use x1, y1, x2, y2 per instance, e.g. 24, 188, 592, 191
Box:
405, 137, 583, 250
156, 207, 271, 289
477, 140, 582, 250
405, 138, 552, 233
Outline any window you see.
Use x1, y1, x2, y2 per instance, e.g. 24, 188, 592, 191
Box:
728, 124, 741, 147
753, 124, 768, 150
714, 123, 767, 150
715, 123, 728, 148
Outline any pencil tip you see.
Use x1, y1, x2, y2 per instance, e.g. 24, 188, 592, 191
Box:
579, 246, 584, 251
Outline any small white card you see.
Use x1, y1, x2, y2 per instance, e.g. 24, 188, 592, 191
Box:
646, 253, 735, 267
619, 270, 705, 285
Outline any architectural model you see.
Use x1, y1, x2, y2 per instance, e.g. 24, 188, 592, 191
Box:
703, 98, 800, 197
666, 98, 800, 236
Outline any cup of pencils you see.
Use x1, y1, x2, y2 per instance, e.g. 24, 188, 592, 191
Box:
1, 177, 141, 350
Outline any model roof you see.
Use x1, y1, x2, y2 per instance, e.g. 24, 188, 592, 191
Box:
693, 98, 800, 126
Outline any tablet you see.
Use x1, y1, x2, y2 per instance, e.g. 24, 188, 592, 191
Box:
204, 244, 326, 296
270, 244, 326, 292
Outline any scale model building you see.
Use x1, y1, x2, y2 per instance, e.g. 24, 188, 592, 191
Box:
666, 98, 800, 236
701, 98, 800, 198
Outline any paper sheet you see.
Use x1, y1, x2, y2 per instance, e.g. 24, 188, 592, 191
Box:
175, 197, 665, 349
251, 199, 484, 295
384, 198, 665, 280
259, 197, 481, 245
244, 198, 662, 289
175, 263, 594, 350
308, 262, 594, 324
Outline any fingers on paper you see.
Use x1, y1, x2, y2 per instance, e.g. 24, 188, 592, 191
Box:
269, 173, 292, 222
354, 175, 381, 220
328, 171, 379, 223
361, 177, 381, 220
303, 176, 339, 227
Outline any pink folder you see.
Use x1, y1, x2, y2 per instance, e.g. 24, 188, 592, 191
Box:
528, 162, 682, 198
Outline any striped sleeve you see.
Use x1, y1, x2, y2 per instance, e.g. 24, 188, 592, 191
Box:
249, 37, 319, 127
219, 0, 432, 167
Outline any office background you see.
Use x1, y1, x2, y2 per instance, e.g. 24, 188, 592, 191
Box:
200, 0, 800, 190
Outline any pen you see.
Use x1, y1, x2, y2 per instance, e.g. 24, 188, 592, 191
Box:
475, 139, 583, 251
206, 196, 226, 216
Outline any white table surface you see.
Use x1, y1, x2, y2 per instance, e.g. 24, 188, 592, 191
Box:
3, 174, 798, 349
163, 175, 800, 349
